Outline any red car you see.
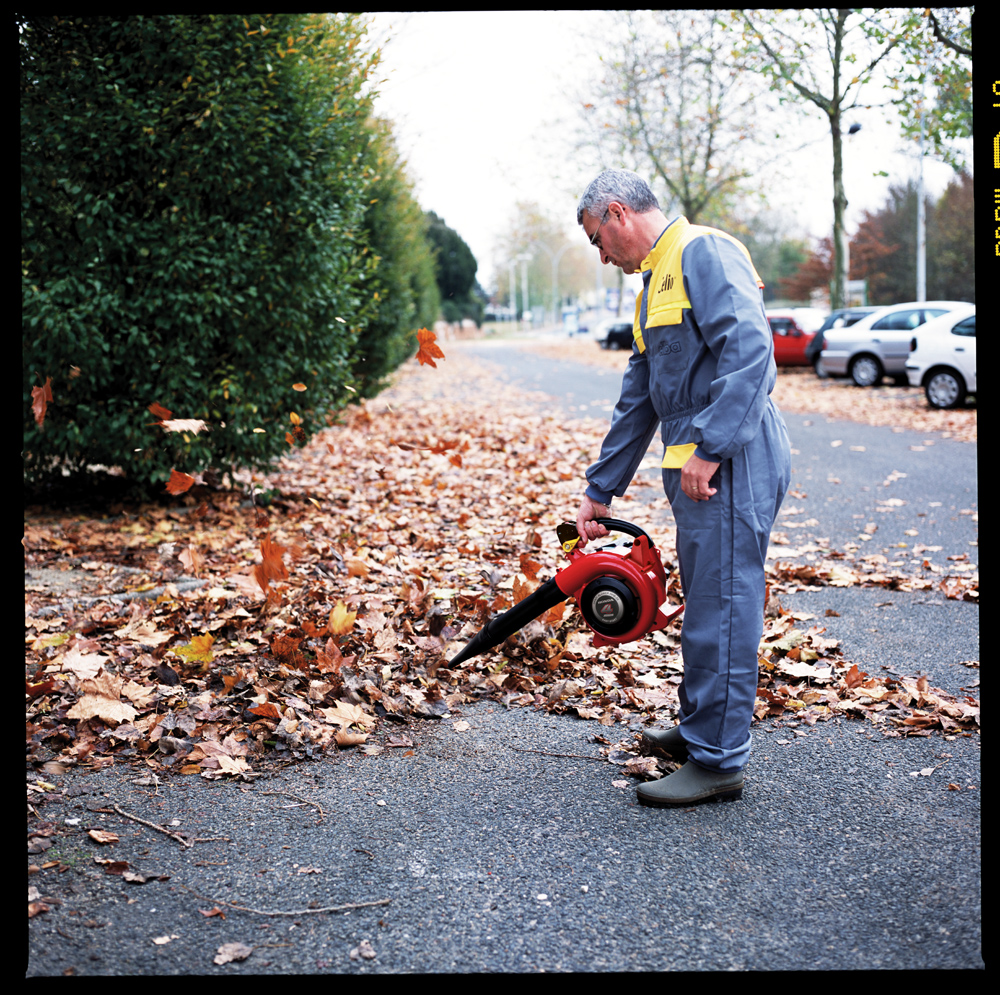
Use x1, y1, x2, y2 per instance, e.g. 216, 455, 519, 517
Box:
766, 311, 816, 366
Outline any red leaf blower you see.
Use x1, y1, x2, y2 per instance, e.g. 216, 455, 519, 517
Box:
448, 519, 683, 666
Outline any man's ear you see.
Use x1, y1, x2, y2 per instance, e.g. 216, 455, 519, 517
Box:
607, 201, 627, 225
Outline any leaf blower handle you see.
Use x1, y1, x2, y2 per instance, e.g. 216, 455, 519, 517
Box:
562, 517, 655, 553
592, 519, 654, 544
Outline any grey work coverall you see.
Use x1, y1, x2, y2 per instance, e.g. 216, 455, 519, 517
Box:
585, 217, 792, 772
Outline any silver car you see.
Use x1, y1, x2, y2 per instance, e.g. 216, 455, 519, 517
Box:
821, 301, 971, 386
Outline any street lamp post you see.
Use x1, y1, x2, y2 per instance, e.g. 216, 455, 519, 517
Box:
551, 243, 575, 326
517, 253, 531, 328
916, 78, 927, 302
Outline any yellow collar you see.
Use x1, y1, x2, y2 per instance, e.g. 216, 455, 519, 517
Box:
640, 217, 688, 274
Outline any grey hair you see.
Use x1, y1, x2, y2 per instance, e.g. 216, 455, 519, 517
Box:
577, 169, 660, 225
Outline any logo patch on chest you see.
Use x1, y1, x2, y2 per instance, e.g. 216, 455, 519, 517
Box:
657, 339, 683, 356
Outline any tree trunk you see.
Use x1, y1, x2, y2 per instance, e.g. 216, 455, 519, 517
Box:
831, 115, 848, 311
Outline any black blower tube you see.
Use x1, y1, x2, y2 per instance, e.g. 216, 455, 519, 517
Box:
448, 578, 566, 667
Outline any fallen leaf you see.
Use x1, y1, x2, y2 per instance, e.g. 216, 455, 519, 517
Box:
61, 648, 110, 679
172, 634, 215, 664
327, 601, 357, 636
88, 830, 119, 845
67, 675, 138, 725
334, 730, 369, 747
322, 701, 376, 729
214, 942, 253, 965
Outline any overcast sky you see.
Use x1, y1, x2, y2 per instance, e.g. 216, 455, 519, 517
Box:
366, 11, 967, 292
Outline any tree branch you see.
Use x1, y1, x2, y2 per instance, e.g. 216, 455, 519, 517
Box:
927, 9, 972, 58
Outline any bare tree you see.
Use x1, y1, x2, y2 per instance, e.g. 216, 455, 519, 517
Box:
574, 10, 767, 227
734, 9, 911, 310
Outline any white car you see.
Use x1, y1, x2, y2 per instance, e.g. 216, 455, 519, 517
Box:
820, 300, 971, 386
905, 305, 976, 409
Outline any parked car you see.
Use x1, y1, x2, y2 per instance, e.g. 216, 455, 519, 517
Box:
806, 307, 880, 375
904, 305, 976, 408
597, 319, 635, 350
820, 301, 971, 386
765, 311, 816, 365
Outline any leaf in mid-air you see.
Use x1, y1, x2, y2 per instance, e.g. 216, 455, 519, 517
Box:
31, 378, 53, 427
165, 469, 196, 494
415, 327, 445, 368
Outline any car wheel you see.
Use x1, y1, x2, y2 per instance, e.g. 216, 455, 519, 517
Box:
924, 368, 966, 409
849, 354, 883, 387
813, 356, 829, 379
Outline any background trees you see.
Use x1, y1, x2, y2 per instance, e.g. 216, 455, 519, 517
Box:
780, 171, 975, 306
424, 211, 484, 326
733, 8, 972, 310
850, 171, 974, 305
22, 14, 439, 496
490, 202, 596, 320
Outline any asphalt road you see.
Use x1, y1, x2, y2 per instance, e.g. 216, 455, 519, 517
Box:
26, 337, 980, 975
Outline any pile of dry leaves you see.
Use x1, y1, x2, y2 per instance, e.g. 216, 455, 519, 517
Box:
25, 332, 978, 782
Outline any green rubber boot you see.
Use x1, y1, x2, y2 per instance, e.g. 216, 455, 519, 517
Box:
636, 761, 744, 807
641, 723, 688, 759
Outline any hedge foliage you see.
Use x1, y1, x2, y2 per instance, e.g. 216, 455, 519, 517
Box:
22, 14, 439, 496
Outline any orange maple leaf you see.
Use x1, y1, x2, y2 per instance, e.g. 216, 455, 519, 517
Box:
513, 576, 536, 604
519, 554, 543, 581
253, 536, 289, 594
415, 327, 445, 368
165, 469, 196, 495
31, 378, 53, 428
542, 601, 567, 625
270, 633, 306, 668
148, 401, 173, 422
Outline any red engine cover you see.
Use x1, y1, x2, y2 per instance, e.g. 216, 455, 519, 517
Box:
553, 534, 682, 647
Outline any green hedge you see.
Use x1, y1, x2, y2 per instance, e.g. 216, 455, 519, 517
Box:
352, 118, 441, 398
22, 14, 436, 496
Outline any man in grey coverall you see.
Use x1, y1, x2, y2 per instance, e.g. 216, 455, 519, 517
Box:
575, 169, 791, 807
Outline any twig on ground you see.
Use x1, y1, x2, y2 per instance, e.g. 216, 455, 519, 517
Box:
262, 789, 326, 819
509, 747, 607, 762
179, 885, 390, 917
113, 804, 194, 848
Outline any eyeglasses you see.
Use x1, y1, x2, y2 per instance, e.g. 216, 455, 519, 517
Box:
588, 207, 610, 247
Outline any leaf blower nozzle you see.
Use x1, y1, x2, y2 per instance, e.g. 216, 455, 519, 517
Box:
448, 578, 566, 667
448, 519, 682, 667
